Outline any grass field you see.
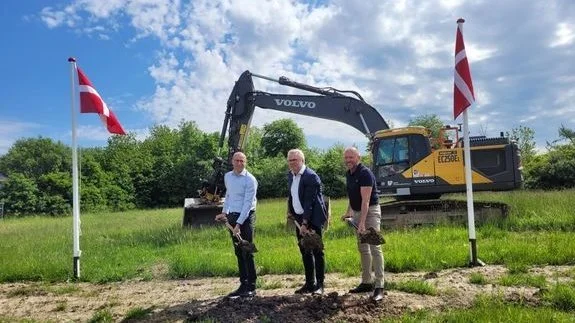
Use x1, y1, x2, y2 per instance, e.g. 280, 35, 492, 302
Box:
1, 189, 574, 283
1, 189, 575, 322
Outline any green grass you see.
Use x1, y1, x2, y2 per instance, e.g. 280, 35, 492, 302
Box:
1, 190, 575, 283
122, 307, 154, 321
382, 295, 575, 322
499, 273, 547, 288
543, 283, 575, 312
469, 272, 487, 285
88, 309, 113, 323
385, 280, 437, 295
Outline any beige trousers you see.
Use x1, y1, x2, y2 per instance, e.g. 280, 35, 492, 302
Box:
352, 204, 384, 288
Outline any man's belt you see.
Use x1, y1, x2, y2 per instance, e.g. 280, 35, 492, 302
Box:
228, 210, 255, 216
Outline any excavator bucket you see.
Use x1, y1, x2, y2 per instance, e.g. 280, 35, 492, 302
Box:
182, 198, 223, 227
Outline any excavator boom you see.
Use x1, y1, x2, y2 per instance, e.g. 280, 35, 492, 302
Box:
183, 70, 388, 226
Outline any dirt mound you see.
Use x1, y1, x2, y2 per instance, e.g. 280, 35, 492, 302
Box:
1, 266, 572, 322
183, 293, 382, 322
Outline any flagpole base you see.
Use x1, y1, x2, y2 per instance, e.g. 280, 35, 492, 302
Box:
468, 238, 484, 267
469, 259, 486, 267
73, 257, 80, 279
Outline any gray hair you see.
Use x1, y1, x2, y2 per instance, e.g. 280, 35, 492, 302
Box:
287, 148, 305, 162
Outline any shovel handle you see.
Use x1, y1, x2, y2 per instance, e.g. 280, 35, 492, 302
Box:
293, 220, 302, 231
294, 220, 312, 235
345, 217, 359, 230
224, 221, 243, 241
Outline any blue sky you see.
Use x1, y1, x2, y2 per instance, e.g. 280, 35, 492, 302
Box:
1, 0, 574, 155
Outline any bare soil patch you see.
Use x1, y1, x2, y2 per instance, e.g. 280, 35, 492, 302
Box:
0, 265, 573, 322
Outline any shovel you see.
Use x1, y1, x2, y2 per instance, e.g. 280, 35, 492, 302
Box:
217, 216, 258, 254
294, 221, 324, 251
344, 218, 385, 245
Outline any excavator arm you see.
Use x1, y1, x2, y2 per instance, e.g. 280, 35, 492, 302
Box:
199, 70, 389, 204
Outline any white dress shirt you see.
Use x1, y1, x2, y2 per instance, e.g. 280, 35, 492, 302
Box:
290, 165, 306, 215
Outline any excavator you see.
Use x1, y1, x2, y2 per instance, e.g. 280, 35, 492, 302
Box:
183, 70, 522, 228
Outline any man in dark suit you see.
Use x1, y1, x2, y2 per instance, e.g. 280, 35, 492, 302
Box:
287, 149, 328, 295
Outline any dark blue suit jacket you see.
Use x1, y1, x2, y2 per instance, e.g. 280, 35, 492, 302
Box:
288, 167, 327, 229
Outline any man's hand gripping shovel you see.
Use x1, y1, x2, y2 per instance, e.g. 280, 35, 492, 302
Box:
342, 216, 385, 245
215, 214, 258, 254
293, 220, 324, 251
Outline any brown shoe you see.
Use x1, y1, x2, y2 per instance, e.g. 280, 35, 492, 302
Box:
348, 283, 374, 293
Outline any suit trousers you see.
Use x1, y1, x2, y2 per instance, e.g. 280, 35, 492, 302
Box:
352, 205, 384, 288
227, 212, 257, 289
296, 222, 325, 287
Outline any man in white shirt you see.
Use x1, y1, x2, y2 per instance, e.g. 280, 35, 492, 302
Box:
215, 152, 258, 298
286, 149, 327, 295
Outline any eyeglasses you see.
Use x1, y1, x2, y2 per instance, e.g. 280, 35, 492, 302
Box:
288, 159, 299, 162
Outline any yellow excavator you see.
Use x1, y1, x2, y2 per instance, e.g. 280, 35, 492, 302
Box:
183, 71, 522, 228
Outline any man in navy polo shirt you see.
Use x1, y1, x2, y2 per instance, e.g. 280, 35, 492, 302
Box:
343, 147, 385, 301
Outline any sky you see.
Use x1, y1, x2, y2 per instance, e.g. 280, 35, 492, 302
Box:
1, 0, 574, 155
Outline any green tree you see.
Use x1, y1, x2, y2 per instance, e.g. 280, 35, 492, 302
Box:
98, 134, 142, 210
243, 126, 265, 164
525, 125, 575, 189
0, 173, 39, 216
525, 145, 575, 189
506, 125, 536, 165
408, 114, 444, 139
261, 119, 306, 158
556, 124, 575, 145
249, 156, 289, 198
0, 137, 71, 180
315, 145, 347, 198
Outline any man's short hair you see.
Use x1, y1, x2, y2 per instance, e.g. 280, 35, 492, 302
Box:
344, 146, 361, 157
287, 149, 305, 162
233, 151, 247, 160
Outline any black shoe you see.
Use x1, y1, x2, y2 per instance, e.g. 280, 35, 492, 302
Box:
240, 290, 256, 298
294, 284, 314, 294
312, 284, 324, 295
372, 288, 385, 301
226, 285, 245, 298
348, 283, 374, 293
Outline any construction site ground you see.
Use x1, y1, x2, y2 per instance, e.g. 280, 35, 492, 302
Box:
1, 265, 573, 322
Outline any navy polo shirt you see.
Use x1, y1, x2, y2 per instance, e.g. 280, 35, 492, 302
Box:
346, 163, 379, 211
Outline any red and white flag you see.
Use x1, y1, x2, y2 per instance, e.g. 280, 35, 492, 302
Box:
77, 67, 126, 135
453, 18, 475, 120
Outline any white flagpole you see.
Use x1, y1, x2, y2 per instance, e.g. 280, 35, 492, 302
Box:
462, 110, 479, 265
68, 57, 82, 279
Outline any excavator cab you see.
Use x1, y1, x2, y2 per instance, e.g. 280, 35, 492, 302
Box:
372, 127, 434, 197
372, 125, 521, 228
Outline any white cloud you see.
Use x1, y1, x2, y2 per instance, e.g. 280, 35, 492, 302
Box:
550, 22, 575, 47
37, 0, 575, 151
0, 120, 41, 155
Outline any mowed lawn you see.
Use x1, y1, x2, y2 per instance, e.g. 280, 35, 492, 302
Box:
1, 190, 575, 283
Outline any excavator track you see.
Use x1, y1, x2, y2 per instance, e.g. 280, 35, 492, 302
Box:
380, 199, 509, 229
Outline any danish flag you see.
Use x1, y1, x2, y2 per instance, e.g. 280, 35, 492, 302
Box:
453, 18, 475, 120
77, 67, 126, 135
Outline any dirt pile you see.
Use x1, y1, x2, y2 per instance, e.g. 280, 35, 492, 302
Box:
0, 266, 572, 322
184, 292, 385, 322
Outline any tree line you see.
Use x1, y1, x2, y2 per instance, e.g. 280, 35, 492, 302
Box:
0, 117, 574, 216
